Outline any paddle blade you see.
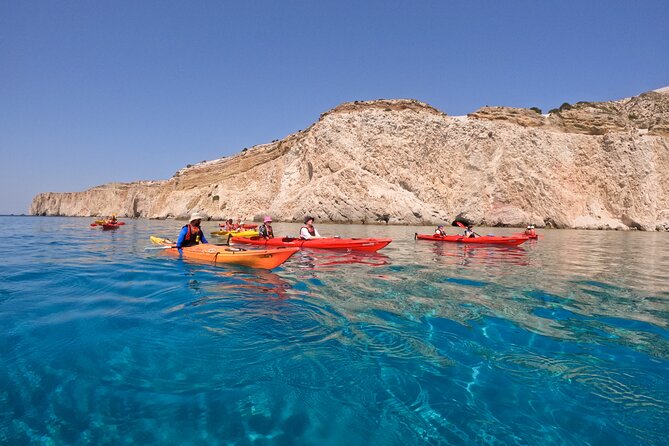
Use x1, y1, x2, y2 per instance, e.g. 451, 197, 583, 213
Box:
90, 223, 97, 227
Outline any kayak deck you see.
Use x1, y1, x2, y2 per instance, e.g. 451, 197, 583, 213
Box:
415, 234, 529, 246
231, 236, 392, 252
149, 236, 298, 269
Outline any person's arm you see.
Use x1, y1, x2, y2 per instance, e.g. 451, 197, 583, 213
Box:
200, 232, 208, 244
176, 227, 188, 251
314, 228, 321, 237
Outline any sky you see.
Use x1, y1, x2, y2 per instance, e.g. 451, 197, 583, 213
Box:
1, 0, 668, 214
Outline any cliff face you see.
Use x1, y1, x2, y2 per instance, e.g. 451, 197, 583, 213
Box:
31, 89, 669, 230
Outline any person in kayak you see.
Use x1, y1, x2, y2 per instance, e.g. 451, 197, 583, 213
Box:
434, 224, 447, 236
233, 217, 243, 231
300, 216, 322, 239
524, 225, 536, 237
223, 218, 235, 232
463, 224, 478, 238
108, 214, 118, 224
258, 216, 274, 239
176, 213, 208, 252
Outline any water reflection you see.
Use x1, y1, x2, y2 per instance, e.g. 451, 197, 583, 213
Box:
293, 250, 390, 270
427, 242, 530, 267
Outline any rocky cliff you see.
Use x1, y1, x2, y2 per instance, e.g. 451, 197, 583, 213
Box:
30, 88, 669, 230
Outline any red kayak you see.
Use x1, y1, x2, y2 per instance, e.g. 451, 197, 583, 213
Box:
415, 234, 529, 246
102, 223, 122, 230
231, 236, 392, 252
219, 223, 258, 229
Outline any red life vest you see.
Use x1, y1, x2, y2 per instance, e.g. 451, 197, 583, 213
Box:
182, 224, 204, 247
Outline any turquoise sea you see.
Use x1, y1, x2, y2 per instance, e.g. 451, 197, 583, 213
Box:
1, 216, 668, 445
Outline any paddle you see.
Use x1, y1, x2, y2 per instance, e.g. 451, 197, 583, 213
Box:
90, 223, 98, 227
455, 221, 481, 237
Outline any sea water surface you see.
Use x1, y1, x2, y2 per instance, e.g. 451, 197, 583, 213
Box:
1, 216, 668, 445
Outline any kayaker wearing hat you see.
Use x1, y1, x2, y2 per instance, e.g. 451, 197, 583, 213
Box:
258, 215, 274, 239
176, 213, 208, 252
300, 216, 321, 239
434, 224, 447, 236
524, 225, 536, 237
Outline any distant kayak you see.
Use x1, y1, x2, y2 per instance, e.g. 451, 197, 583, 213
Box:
415, 234, 529, 246
210, 229, 259, 238
149, 236, 298, 269
231, 236, 392, 252
93, 220, 124, 227
218, 223, 258, 229
101, 223, 122, 230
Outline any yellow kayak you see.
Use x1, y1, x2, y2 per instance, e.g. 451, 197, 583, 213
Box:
210, 229, 259, 238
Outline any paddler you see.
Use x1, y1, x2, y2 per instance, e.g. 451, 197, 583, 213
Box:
463, 224, 478, 238
223, 218, 235, 232
176, 213, 208, 252
258, 215, 274, 239
108, 214, 118, 224
434, 224, 447, 236
233, 216, 243, 231
300, 216, 322, 239
524, 225, 536, 237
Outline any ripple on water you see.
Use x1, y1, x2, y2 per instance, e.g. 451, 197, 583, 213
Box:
1, 217, 668, 445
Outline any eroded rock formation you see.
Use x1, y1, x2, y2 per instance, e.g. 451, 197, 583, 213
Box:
31, 88, 669, 230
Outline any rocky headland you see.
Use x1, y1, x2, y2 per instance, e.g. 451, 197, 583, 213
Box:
31, 88, 669, 230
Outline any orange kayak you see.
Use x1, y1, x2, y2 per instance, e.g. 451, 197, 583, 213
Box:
149, 236, 298, 269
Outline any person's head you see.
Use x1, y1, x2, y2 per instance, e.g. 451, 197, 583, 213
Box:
227, 218, 233, 224
190, 212, 205, 226
264, 215, 272, 224
437, 225, 444, 229
467, 225, 473, 229
304, 215, 314, 225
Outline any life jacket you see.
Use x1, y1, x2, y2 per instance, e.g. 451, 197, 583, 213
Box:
301, 225, 316, 237
435, 228, 446, 236
259, 224, 274, 238
181, 224, 203, 247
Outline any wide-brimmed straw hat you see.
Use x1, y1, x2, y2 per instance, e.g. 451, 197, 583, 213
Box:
189, 212, 205, 222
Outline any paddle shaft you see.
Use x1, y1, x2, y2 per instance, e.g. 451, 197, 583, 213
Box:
455, 221, 481, 237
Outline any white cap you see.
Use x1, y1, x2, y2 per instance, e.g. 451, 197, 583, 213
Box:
189, 212, 205, 222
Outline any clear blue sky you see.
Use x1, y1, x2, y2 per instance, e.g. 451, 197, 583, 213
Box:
1, 0, 668, 214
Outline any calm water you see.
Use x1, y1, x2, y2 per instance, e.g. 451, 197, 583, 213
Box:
1, 216, 668, 445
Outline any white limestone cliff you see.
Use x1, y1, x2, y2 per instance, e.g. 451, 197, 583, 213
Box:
30, 90, 669, 230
